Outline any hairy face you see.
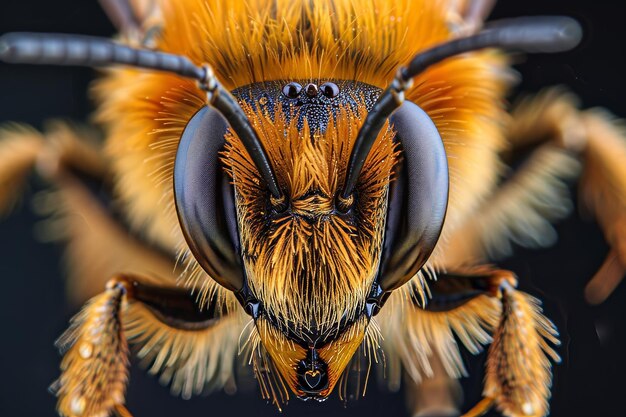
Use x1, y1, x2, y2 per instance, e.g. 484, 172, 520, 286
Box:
222, 85, 398, 397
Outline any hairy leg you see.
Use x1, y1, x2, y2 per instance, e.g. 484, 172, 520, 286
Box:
383, 268, 501, 417
52, 274, 241, 417
1, 123, 244, 416
387, 266, 558, 417
508, 90, 626, 304
0, 122, 105, 217
0, 122, 180, 302
36, 160, 179, 303
445, 88, 626, 304
437, 268, 559, 417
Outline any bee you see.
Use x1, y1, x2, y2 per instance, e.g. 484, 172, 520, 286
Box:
0, 1, 625, 417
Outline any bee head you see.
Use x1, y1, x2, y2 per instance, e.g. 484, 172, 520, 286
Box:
174, 79, 449, 398
172, 11, 584, 394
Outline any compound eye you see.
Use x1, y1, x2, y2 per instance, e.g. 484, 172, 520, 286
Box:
320, 82, 340, 98
282, 82, 303, 98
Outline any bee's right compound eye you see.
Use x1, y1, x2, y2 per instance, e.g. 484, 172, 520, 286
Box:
282, 82, 303, 98
376, 101, 449, 293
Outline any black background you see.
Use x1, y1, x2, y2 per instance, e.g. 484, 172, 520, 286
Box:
1, 1, 625, 416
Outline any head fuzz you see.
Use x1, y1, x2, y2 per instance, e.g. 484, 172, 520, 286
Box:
222, 100, 399, 339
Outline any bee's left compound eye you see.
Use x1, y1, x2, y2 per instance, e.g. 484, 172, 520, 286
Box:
282, 82, 303, 98
320, 82, 339, 98
174, 107, 245, 293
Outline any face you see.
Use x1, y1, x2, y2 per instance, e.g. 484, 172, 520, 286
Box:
222, 80, 398, 398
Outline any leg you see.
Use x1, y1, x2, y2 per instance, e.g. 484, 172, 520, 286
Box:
443, 94, 582, 265
446, 88, 626, 304
52, 277, 131, 417
579, 112, 626, 304
52, 274, 241, 417
445, 90, 583, 269
36, 161, 178, 304
384, 267, 507, 413
389, 266, 559, 417
510, 92, 626, 304
436, 269, 559, 417
0, 121, 106, 217
479, 281, 560, 417
0, 121, 178, 303
444, 142, 581, 267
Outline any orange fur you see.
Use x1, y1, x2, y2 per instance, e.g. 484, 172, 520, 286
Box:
223, 104, 397, 333
444, 144, 581, 267
221, 103, 394, 400
124, 302, 244, 399
35, 174, 178, 304
381, 291, 501, 383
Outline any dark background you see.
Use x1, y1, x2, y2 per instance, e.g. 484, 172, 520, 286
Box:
1, 1, 625, 416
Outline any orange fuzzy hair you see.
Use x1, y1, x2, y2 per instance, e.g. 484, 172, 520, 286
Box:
95, 0, 510, 297
223, 103, 397, 334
